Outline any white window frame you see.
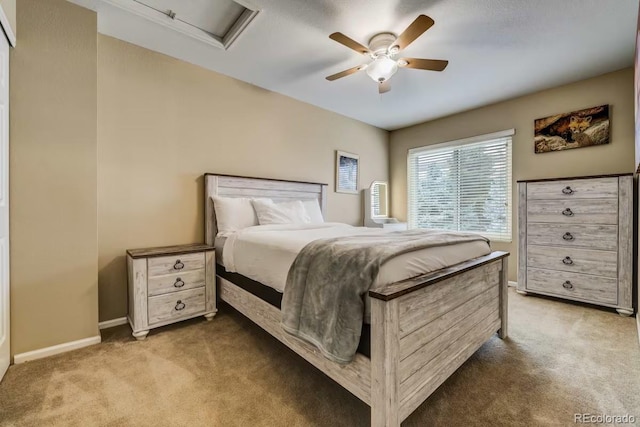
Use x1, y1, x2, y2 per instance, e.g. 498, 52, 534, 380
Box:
407, 129, 515, 242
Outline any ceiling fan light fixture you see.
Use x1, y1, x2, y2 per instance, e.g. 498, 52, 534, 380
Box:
366, 55, 398, 83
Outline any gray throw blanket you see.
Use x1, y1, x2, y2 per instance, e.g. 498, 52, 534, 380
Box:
281, 230, 489, 364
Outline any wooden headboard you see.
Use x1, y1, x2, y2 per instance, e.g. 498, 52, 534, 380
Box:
204, 174, 328, 245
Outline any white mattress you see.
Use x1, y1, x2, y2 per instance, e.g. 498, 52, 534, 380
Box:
219, 223, 491, 294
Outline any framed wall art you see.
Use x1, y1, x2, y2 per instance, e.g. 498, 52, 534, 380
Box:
534, 105, 610, 153
335, 150, 359, 194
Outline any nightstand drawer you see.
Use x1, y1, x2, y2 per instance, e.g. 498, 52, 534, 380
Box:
526, 268, 617, 305
148, 287, 206, 325
527, 198, 617, 224
148, 269, 206, 297
526, 178, 618, 200
148, 252, 205, 277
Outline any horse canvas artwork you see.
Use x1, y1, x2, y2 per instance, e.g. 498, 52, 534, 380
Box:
534, 105, 610, 153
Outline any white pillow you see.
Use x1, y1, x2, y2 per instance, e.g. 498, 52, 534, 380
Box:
302, 199, 324, 223
212, 196, 258, 234
252, 199, 310, 225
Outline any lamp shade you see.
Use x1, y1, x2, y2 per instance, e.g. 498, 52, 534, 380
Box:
365, 55, 398, 82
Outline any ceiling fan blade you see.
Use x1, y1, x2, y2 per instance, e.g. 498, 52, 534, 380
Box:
329, 32, 370, 55
326, 65, 365, 81
399, 58, 448, 71
379, 80, 391, 94
393, 15, 435, 50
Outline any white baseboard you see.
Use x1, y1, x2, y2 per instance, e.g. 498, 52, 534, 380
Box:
13, 335, 101, 364
99, 317, 128, 330
508, 281, 518, 288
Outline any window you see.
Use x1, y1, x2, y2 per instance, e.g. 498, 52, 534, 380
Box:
407, 130, 513, 242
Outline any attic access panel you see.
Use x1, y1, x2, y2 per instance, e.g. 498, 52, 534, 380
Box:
111, 0, 259, 49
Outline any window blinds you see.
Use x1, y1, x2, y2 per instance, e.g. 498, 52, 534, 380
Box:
407, 132, 513, 241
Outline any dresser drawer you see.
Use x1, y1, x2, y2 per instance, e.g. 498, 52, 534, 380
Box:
527, 199, 617, 225
526, 245, 617, 278
526, 268, 617, 304
526, 178, 618, 200
148, 287, 206, 325
147, 252, 205, 277
148, 268, 205, 297
527, 223, 618, 251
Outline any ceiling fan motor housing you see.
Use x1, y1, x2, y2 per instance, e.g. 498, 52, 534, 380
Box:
368, 33, 397, 57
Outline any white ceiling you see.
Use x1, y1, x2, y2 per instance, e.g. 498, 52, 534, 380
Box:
73, 0, 639, 130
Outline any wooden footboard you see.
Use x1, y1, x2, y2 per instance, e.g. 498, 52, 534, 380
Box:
217, 251, 509, 427
369, 251, 509, 426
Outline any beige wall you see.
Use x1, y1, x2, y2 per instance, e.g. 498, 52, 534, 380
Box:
97, 36, 389, 321
0, 0, 15, 39
390, 68, 635, 282
10, 0, 98, 355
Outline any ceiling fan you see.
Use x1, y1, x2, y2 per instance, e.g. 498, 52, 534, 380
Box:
326, 15, 448, 94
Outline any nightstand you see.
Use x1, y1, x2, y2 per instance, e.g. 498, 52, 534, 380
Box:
126, 243, 216, 340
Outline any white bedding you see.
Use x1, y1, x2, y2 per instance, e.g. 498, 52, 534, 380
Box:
220, 223, 491, 294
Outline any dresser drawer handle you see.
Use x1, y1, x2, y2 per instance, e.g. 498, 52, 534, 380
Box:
562, 281, 574, 290
562, 186, 574, 195
174, 277, 185, 288
562, 208, 574, 217
175, 300, 186, 311
562, 232, 574, 241
173, 260, 185, 270
562, 256, 573, 265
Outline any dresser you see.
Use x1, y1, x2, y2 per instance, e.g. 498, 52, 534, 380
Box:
127, 244, 217, 340
517, 174, 633, 315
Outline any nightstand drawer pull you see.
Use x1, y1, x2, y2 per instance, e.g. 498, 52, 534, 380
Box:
175, 300, 186, 311
562, 186, 574, 195
562, 208, 574, 217
562, 256, 573, 265
173, 260, 185, 270
173, 277, 185, 288
562, 281, 574, 290
562, 232, 574, 241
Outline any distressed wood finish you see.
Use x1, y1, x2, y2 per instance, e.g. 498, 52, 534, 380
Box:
617, 176, 633, 314
127, 257, 148, 339
127, 243, 214, 259
148, 269, 206, 296
526, 198, 618, 224
526, 245, 617, 278
519, 176, 633, 314
204, 174, 328, 246
147, 252, 205, 277
517, 183, 527, 294
526, 177, 618, 200
370, 298, 400, 426
206, 173, 509, 426
205, 251, 217, 320
527, 223, 618, 251
219, 277, 372, 404
127, 244, 216, 339
527, 268, 617, 304
399, 286, 498, 360
148, 287, 206, 325
399, 314, 500, 420
369, 252, 507, 301
499, 257, 508, 339
397, 261, 500, 336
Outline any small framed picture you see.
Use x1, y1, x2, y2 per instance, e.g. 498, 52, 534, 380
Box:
336, 150, 359, 194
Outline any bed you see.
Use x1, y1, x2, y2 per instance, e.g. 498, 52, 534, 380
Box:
204, 173, 509, 427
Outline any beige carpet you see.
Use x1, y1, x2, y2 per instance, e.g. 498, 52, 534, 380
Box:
0, 288, 638, 426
